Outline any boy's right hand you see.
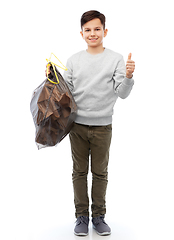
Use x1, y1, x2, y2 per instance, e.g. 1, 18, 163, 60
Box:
45, 64, 51, 77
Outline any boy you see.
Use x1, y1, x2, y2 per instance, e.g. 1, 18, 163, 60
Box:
46, 10, 135, 236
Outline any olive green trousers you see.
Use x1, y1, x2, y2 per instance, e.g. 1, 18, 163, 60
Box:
69, 123, 112, 218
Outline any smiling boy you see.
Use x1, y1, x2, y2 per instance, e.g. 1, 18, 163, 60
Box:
46, 10, 135, 237
80, 17, 108, 55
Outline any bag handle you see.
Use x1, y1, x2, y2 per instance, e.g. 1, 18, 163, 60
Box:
46, 53, 67, 84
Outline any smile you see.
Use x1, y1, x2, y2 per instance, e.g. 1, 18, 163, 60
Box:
89, 38, 98, 41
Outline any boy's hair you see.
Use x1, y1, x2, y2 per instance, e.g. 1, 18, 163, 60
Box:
81, 10, 106, 30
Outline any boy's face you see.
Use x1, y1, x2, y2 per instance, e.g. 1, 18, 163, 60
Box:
80, 18, 108, 48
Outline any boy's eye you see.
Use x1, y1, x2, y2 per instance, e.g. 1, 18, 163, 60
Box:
85, 29, 90, 32
96, 28, 100, 31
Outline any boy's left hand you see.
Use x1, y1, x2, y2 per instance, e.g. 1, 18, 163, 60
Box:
126, 53, 135, 78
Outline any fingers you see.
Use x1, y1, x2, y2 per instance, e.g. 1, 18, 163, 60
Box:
127, 53, 134, 64
128, 53, 132, 60
45, 63, 51, 77
126, 53, 135, 71
126, 63, 135, 72
126, 53, 135, 77
126, 53, 135, 66
126, 62, 135, 70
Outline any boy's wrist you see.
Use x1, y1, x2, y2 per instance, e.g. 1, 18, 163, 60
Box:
126, 74, 133, 79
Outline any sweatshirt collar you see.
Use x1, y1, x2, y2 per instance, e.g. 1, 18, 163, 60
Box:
84, 48, 107, 57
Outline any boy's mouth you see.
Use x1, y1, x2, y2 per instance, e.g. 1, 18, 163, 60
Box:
89, 38, 98, 41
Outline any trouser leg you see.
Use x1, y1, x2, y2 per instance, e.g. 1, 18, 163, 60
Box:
69, 123, 90, 218
90, 125, 112, 218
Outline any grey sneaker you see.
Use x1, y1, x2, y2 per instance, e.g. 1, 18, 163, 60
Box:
92, 215, 111, 236
74, 216, 89, 236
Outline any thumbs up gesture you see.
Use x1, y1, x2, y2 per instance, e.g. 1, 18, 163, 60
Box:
126, 53, 135, 78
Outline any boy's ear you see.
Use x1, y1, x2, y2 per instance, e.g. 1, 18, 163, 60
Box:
80, 31, 84, 39
104, 29, 108, 37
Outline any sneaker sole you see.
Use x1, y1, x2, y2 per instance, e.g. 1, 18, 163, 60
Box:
93, 226, 111, 236
74, 231, 88, 236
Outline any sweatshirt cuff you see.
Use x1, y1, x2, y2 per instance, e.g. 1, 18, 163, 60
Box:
123, 77, 134, 86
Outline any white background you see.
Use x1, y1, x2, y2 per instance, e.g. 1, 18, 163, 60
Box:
1, 0, 174, 239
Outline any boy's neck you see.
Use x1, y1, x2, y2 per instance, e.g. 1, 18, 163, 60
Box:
86, 44, 105, 55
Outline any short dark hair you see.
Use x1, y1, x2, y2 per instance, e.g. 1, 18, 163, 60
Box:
81, 10, 106, 30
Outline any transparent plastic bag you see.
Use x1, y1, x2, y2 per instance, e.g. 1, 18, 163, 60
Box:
30, 54, 77, 149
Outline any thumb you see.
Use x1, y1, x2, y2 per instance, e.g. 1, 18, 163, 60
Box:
128, 53, 132, 60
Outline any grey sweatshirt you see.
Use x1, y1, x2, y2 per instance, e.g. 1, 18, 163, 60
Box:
63, 48, 134, 126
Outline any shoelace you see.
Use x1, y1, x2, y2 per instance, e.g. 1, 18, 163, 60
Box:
76, 216, 89, 225
93, 216, 106, 225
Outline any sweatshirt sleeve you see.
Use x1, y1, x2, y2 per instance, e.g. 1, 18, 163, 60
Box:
63, 58, 74, 92
113, 56, 134, 99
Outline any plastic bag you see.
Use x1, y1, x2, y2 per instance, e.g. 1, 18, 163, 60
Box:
30, 54, 77, 149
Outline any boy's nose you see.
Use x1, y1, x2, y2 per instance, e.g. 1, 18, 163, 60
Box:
91, 30, 95, 36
